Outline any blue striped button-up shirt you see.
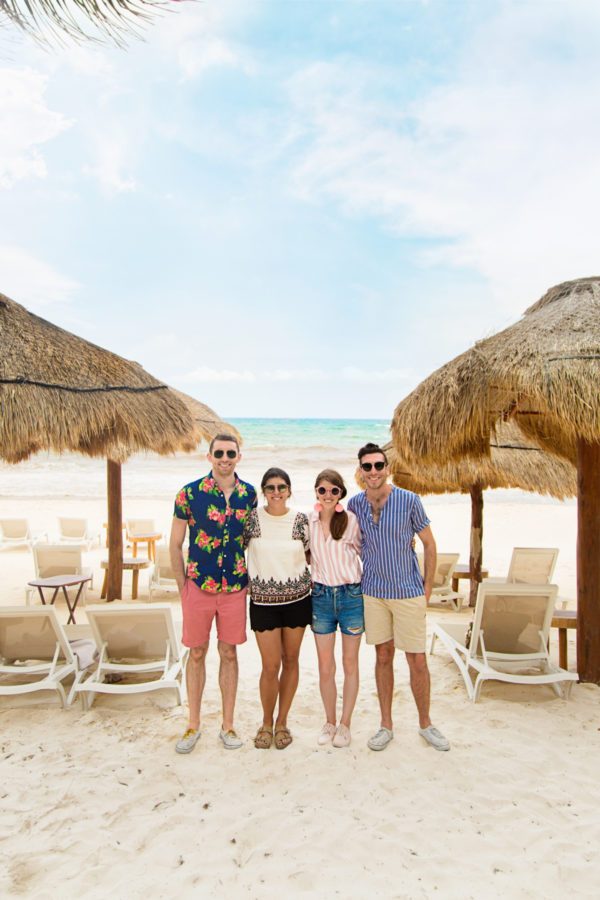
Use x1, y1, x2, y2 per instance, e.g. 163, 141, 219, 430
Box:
348, 487, 430, 599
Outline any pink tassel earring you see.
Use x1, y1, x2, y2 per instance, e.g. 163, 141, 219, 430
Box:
335, 503, 344, 513
314, 502, 323, 512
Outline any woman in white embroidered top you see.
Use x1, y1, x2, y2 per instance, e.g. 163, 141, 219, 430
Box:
243, 467, 311, 751
309, 468, 363, 748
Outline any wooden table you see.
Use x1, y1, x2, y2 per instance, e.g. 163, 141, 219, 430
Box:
100, 557, 150, 600
28, 574, 91, 625
129, 532, 162, 562
451, 564, 489, 593
551, 609, 577, 670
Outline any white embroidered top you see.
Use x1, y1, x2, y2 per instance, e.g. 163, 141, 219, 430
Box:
243, 507, 311, 605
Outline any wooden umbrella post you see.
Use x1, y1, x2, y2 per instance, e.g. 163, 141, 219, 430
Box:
106, 459, 123, 602
469, 482, 484, 607
576, 439, 600, 683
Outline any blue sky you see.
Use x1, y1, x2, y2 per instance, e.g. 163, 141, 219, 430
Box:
2, 0, 600, 419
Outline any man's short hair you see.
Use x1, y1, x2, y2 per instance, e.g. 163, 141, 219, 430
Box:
209, 433, 240, 454
357, 442, 388, 464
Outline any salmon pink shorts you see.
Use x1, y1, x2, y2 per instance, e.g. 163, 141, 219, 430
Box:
181, 579, 247, 647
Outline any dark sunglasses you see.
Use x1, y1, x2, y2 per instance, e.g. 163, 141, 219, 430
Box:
264, 483, 289, 493
316, 486, 341, 496
361, 461, 386, 472
213, 449, 237, 459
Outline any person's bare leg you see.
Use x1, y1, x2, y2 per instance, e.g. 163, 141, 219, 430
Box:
406, 652, 431, 729
339, 633, 361, 727
186, 642, 208, 731
374, 640, 395, 730
314, 632, 337, 725
217, 640, 238, 731
255, 628, 283, 727
276, 626, 306, 728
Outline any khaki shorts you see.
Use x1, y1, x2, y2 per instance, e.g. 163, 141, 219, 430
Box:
363, 594, 427, 652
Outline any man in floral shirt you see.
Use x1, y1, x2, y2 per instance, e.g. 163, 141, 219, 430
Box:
170, 433, 257, 754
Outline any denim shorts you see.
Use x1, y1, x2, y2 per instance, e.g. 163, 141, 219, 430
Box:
311, 582, 364, 636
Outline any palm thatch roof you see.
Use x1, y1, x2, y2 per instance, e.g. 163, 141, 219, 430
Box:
169, 387, 242, 446
390, 277, 600, 681
391, 277, 600, 465
0, 291, 200, 463
384, 421, 576, 500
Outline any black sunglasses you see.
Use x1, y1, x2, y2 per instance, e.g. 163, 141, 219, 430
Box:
361, 461, 386, 472
264, 483, 289, 493
316, 486, 341, 496
212, 449, 238, 459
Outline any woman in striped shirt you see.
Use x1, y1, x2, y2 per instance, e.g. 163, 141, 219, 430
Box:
308, 469, 363, 748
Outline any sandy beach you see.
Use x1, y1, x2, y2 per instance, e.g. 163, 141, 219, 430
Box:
1, 448, 598, 899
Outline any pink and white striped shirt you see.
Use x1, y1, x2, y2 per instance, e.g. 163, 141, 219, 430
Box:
308, 509, 362, 586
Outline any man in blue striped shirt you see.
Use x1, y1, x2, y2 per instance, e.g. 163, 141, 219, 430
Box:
348, 443, 450, 752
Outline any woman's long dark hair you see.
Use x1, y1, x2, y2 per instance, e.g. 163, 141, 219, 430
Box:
315, 469, 348, 541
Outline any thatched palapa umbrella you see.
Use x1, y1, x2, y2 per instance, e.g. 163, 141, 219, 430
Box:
378, 422, 576, 606
0, 292, 231, 600
391, 277, 600, 682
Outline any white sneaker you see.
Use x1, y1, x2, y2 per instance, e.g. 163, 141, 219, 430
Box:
332, 724, 351, 748
219, 728, 243, 749
367, 727, 394, 751
419, 725, 450, 752
317, 722, 337, 745
175, 728, 200, 754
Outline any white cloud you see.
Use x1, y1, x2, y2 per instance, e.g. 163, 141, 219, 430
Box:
285, 2, 600, 315
82, 135, 137, 192
179, 366, 414, 385
154, 1, 258, 81
341, 366, 414, 383
179, 366, 327, 384
0, 245, 80, 308
0, 67, 71, 188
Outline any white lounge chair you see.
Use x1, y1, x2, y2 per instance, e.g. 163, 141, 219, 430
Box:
74, 604, 186, 709
29, 543, 94, 604
57, 516, 97, 550
485, 547, 559, 585
0, 606, 83, 707
148, 545, 179, 602
125, 518, 156, 539
418, 552, 464, 611
430, 582, 577, 702
0, 517, 46, 550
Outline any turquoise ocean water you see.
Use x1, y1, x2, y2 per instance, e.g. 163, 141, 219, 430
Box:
228, 418, 391, 451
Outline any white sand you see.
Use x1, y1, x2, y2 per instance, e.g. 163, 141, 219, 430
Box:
1, 451, 598, 898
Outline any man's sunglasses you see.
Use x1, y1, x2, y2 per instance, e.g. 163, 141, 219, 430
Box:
213, 449, 238, 459
264, 483, 289, 493
316, 486, 341, 496
360, 461, 386, 472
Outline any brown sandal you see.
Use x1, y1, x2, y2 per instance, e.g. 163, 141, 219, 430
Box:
254, 726, 273, 749
274, 726, 293, 750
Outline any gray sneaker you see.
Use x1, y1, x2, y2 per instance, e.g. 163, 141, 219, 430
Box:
367, 727, 394, 751
176, 728, 201, 754
419, 725, 450, 751
219, 728, 243, 749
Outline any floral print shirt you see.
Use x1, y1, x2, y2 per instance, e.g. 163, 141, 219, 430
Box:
173, 472, 257, 593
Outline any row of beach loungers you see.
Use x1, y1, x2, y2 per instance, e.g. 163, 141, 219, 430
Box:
0, 584, 577, 711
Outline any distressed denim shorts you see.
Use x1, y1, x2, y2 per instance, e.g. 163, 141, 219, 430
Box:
311, 582, 364, 636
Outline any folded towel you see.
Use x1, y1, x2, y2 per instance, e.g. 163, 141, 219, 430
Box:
69, 638, 98, 669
